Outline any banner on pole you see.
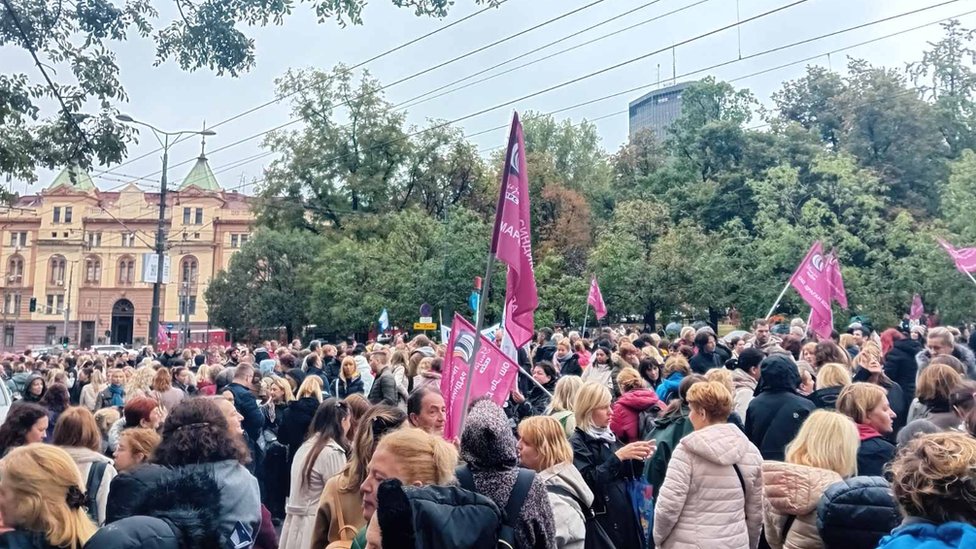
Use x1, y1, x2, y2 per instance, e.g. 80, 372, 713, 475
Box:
826, 252, 848, 310
937, 238, 976, 273
910, 294, 925, 320
141, 253, 171, 284
440, 314, 518, 440
490, 113, 538, 360
587, 277, 608, 320
789, 242, 834, 339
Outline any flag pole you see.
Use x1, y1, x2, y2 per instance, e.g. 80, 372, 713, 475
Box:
457, 251, 497, 432
766, 279, 791, 319
965, 270, 976, 288
581, 303, 590, 336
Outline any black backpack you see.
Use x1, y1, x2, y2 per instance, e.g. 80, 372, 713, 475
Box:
85, 461, 108, 524
456, 464, 535, 549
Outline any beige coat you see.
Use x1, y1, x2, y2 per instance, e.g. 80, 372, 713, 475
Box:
278, 436, 347, 549
309, 474, 366, 549
653, 422, 763, 549
762, 461, 842, 549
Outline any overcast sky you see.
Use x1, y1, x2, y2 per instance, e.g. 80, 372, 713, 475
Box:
4, 0, 972, 196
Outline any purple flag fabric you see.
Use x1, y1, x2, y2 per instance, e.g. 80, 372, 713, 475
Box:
826, 252, 848, 309
910, 294, 925, 320
588, 277, 607, 320
440, 314, 518, 441
491, 113, 538, 357
789, 242, 834, 339
938, 238, 976, 273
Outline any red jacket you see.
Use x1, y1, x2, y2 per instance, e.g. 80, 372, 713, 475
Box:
610, 388, 660, 443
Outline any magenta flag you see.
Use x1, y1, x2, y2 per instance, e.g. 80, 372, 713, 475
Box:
910, 294, 925, 320
938, 238, 976, 273
588, 277, 607, 320
491, 113, 538, 358
156, 324, 169, 350
789, 242, 834, 339
826, 252, 848, 309
440, 314, 519, 440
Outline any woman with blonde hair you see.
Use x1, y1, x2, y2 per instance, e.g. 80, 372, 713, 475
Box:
655, 381, 763, 549
571, 382, 655, 549
853, 341, 907, 432
310, 405, 406, 549
808, 362, 852, 409
279, 375, 324, 465
906, 364, 963, 430
762, 410, 859, 549
51, 407, 117, 525
335, 356, 364, 398
548, 375, 583, 437
196, 364, 219, 396
79, 369, 107, 412
519, 416, 594, 548
0, 445, 98, 548
837, 382, 897, 477
124, 366, 157, 401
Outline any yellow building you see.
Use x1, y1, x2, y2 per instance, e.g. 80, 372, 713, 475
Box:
0, 152, 255, 350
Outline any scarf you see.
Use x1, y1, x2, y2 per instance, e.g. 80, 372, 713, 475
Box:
108, 384, 125, 407
856, 422, 882, 442
586, 425, 617, 445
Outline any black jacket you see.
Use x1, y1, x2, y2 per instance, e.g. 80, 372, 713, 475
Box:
279, 396, 319, 464
808, 386, 842, 409
223, 382, 264, 442
744, 355, 815, 461
335, 376, 364, 399
851, 368, 908, 434
569, 428, 644, 549
816, 476, 900, 549
556, 353, 582, 377
322, 357, 342, 389
105, 463, 171, 524
689, 349, 722, 374
367, 366, 398, 407
883, 338, 922, 407
513, 378, 556, 423
0, 531, 62, 549
533, 344, 556, 365
857, 436, 896, 477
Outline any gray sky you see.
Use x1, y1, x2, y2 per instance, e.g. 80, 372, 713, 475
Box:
4, 0, 972, 196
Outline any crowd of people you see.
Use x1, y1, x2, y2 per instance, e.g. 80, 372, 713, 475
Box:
0, 317, 975, 549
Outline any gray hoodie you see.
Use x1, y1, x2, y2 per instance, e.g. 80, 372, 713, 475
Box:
539, 462, 594, 549
177, 460, 261, 549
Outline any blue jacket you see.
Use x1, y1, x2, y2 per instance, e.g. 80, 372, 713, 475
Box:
878, 521, 976, 549
224, 383, 264, 442
655, 371, 684, 402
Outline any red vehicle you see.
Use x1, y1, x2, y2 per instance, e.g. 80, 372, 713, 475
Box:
157, 329, 229, 351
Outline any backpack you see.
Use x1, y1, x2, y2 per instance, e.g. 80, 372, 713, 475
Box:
455, 464, 535, 549
637, 404, 663, 441
547, 484, 616, 549
85, 461, 108, 524
324, 485, 359, 549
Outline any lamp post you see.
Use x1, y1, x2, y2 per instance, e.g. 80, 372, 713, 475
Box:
116, 114, 215, 347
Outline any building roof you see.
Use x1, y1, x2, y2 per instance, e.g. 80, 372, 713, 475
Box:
48, 165, 96, 192
628, 81, 695, 109
178, 155, 222, 192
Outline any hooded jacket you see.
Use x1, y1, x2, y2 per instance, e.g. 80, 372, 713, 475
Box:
19, 375, 45, 404
916, 343, 976, 380
62, 446, 117, 525
745, 355, 815, 461
816, 476, 900, 549
761, 461, 842, 549
878, 521, 976, 549
279, 396, 320, 464
6, 371, 30, 398
731, 368, 758, 420
538, 462, 593, 549
106, 464, 171, 524
644, 405, 695, 501
460, 400, 556, 549
174, 460, 261, 549
655, 371, 685, 403
653, 423, 763, 549
883, 338, 923, 406
610, 388, 660, 443
807, 386, 842, 410
335, 375, 364, 399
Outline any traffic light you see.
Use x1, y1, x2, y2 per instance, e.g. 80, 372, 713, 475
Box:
28, 297, 36, 312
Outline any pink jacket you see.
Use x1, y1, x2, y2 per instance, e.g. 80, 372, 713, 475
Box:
610, 389, 660, 443
653, 422, 764, 549
762, 461, 842, 549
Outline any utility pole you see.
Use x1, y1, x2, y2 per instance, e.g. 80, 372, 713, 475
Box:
63, 262, 73, 346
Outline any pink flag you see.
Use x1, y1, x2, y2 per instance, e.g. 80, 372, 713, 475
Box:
491, 113, 538, 359
587, 277, 607, 320
789, 242, 834, 339
156, 324, 169, 350
826, 252, 848, 309
910, 294, 925, 320
440, 314, 519, 440
938, 238, 976, 273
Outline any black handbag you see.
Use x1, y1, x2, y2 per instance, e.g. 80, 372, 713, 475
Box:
548, 484, 617, 549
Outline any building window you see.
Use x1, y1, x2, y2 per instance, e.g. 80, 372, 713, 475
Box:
87, 232, 101, 248
230, 234, 249, 248
53, 206, 61, 224
9, 232, 27, 247
180, 256, 198, 284
64, 207, 72, 223
121, 233, 135, 247
84, 256, 101, 285
3, 294, 21, 315
118, 257, 135, 285
195, 208, 203, 225
6, 256, 23, 283
49, 256, 66, 286
4, 326, 13, 348
183, 207, 191, 225
46, 294, 65, 315
231, 234, 238, 248
240, 234, 249, 246
179, 295, 197, 316
45, 326, 56, 345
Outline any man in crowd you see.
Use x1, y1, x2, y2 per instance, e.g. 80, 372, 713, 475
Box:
407, 385, 446, 437
222, 364, 264, 445
367, 348, 398, 406
918, 326, 976, 379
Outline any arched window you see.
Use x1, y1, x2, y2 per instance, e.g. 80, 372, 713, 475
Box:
6, 255, 23, 285
118, 256, 135, 286
49, 255, 66, 286
84, 255, 101, 285
180, 256, 199, 285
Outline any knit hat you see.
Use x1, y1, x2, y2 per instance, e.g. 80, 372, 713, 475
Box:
460, 399, 517, 471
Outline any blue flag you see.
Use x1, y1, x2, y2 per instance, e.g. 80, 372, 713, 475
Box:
469, 290, 480, 315
379, 308, 389, 332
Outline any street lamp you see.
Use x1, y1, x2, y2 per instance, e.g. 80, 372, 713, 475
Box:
116, 114, 216, 347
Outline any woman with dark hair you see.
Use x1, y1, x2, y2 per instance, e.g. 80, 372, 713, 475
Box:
0, 403, 48, 457
39, 382, 70, 440
639, 356, 663, 390
19, 374, 46, 404
882, 328, 923, 408
279, 399, 350, 549
150, 367, 184, 413
171, 366, 196, 396
151, 397, 261, 548
512, 362, 558, 423
814, 341, 850, 371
